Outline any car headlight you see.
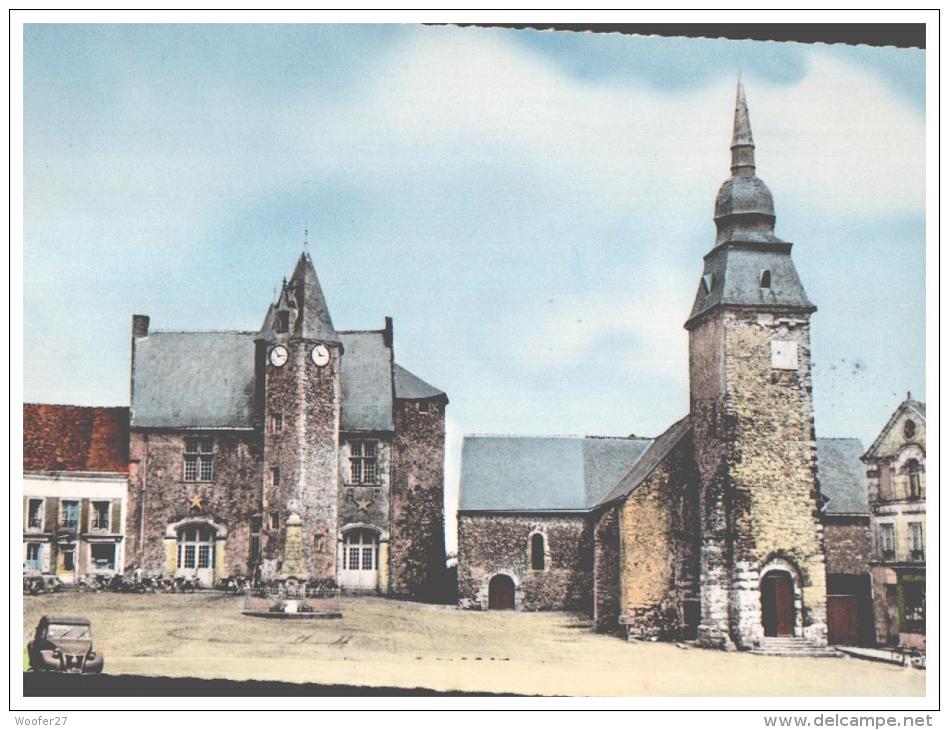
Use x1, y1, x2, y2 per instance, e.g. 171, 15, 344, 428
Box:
52, 649, 61, 658
87, 652, 96, 660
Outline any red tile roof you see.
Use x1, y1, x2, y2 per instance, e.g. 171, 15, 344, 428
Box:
23, 404, 129, 473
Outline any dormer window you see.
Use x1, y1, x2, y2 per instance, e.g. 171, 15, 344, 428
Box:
759, 269, 771, 288
276, 310, 290, 333
701, 273, 714, 297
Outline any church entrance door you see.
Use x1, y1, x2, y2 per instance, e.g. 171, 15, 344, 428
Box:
488, 574, 515, 610
340, 529, 379, 591
176, 523, 216, 588
761, 571, 794, 637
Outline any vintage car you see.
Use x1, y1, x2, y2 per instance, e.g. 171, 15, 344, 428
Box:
27, 615, 104, 673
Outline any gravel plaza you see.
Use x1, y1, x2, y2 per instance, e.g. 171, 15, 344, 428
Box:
23, 592, 924, 697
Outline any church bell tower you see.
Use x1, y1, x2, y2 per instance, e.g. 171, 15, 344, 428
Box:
256, 250, 342, 581
685, 81, 828, 650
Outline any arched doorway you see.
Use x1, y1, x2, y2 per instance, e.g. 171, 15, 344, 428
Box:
761, 570, 795, 637
340, 528, 379, 591
176, 523, 216, 587
488, 574, 515, 610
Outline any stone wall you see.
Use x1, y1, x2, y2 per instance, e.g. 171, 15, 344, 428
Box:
592, 505, 620, 632
262, 338, 341, 580
126, 429, 261, 577
823, 517, 871, 576
390, 397, 448, 600
724, 310, 827, 647
337, 436, 391, 540
458, 513, 593, 612
690, 308, 827, 649
617, 433, 700, 641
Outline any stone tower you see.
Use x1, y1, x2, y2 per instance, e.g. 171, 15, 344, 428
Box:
256, 251, 342, 581
685, 81, 828, 649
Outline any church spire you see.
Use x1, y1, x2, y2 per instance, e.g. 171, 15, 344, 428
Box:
730, 77, 756, 177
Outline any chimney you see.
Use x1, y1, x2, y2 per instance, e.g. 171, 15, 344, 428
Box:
383, 316, 393, 349
130, 314, 150, 411
132, 314, 150, 338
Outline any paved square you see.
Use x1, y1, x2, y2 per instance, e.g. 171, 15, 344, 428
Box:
23, 593, 925, 696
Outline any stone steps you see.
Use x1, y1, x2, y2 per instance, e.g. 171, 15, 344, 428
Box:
751, 637, 841, 658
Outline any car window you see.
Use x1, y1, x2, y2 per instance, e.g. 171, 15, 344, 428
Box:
46, 623, 91, 640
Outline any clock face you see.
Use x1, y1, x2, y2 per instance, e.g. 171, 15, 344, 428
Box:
269, 345, 289, 368
311, 344, 330, 367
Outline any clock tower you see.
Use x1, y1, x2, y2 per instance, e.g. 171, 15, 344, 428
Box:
685, 81, 828, 650
256, 251, 342, 580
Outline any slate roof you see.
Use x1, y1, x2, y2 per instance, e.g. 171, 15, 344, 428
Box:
131, 331, 258, 429
131, 328, 443, 433
337, 331, 394, 432
459, 435, 651, 512
393, 364, 446, 400
594, 415, 692, 507
24, 404, 129, 473
816, 438, 868, 515
687, 244, 815, 325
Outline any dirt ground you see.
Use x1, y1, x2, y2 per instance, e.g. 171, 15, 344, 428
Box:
23, 592, 925, 697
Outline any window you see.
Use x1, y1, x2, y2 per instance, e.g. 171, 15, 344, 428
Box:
91, 501, 110, 531
906, 459, 922, 500
250, 516, 262, 563
349, 441, 377, 484
900, 578, 925, 632
909, 522, 924, 561
276, 310, 290, 333
91, 543, 116, 570
61, 500, 79, 530
343, 529, 377, 571
314, 534, 325, 552
62, 549, 75, 572
269, 512, 280, 531
759, 269, 772, 289
418, 400, 429, 414
271, 413, 284, 434
27, 499, 43, 529
184, 438, 214, 482
530, 533, 546, 571
183, 545, 196, 569
904, 419, 917, 439
26, 543, 43, 571
700, 273, 714, 297
198, 545, 211, 569
880, 524, 896, 561
270, 467, 280, 489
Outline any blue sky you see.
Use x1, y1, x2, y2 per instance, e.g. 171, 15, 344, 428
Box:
23, 25, 925, 549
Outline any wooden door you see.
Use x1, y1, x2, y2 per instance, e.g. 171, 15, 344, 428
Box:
827, 595, 859, 646
488, 574, 515, 610
761, 571, 794, 637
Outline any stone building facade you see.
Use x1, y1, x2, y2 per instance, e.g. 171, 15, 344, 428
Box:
124, 251, 448, 595
458, 82, 885, 653
23, 405, 130, 582
862, 396, 926, 649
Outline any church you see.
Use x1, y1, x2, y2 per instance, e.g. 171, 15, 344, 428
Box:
123, 251, 449, 598
458, 81, 887, 652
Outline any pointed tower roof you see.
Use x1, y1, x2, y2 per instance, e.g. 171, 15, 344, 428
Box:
714, 78, 775, 240
287, 251, 340, 343
731, 78, 755, 174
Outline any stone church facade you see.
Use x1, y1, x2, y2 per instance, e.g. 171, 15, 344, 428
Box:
124, 251, 448, 598
458, 82, 895, 652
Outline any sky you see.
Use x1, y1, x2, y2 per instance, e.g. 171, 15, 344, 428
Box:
22, 24, 926, 552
